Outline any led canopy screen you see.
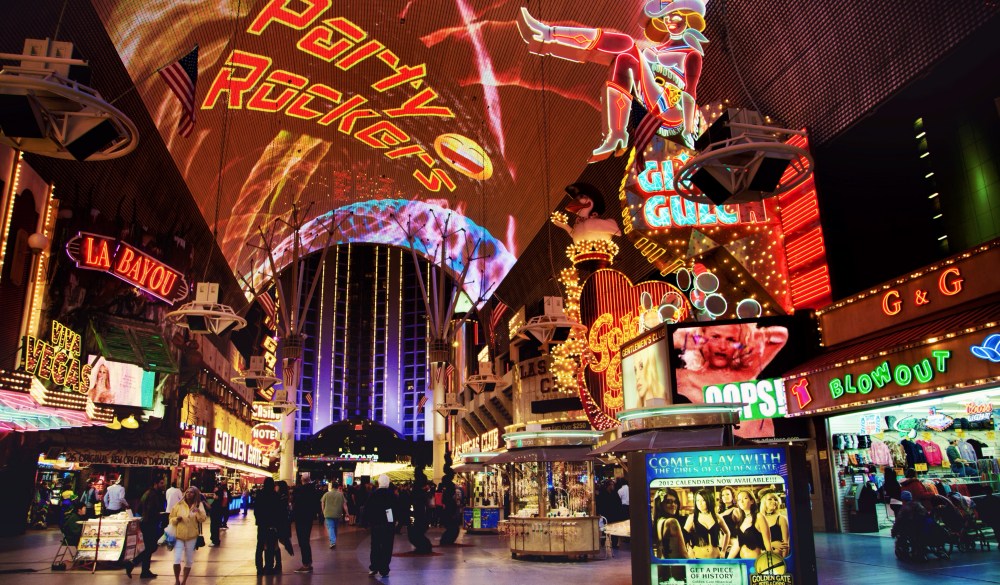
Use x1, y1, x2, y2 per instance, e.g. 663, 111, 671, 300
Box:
87, 356, 155, 409
90, 0, 656, 296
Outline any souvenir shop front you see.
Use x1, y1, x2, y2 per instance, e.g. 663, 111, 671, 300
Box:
783, 241, 1000, 534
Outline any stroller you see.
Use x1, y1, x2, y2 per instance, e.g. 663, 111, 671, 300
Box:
892, 502, 950, 561
930, 494, 977, 553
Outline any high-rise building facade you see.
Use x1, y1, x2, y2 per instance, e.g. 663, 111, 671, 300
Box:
289, 244, 432, 441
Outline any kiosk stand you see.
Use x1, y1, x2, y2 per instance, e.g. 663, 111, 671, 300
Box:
489, 429, 603, 559
596, 404, 818, 585
455, 452, 504, 533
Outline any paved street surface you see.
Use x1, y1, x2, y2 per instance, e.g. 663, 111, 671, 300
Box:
1, 515, 998, 584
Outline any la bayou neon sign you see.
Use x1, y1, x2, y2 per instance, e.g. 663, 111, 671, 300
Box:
21, 321, 91, 394
66, 232, 189, 304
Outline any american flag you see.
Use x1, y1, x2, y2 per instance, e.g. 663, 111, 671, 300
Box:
258, 291, 277, 329
158, 45, 199, 137
416, 393, 428, 414
487, 300, 509, 342
631, 102, 663, 159
282, 358, 301, 391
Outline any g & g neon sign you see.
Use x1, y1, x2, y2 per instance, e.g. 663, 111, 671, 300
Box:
881, 266, 965, 317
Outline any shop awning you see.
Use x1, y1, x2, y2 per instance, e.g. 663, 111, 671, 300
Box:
785, 301, 1000, 378
90, 316, 178, 373
487, 446, 596, 465
0, 390, 98, 432
453, 463, 486, 473
590, 427, 727, 455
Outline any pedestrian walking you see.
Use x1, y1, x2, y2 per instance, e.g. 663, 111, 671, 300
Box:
254, 477, 279, 575
169, 487, 207, 585
365, 474, 396, 578
321, 481, 348, 548
165, 481, 183, 514
125, 473, 167, 579
292, 475, 320, 573
80, 479, 98, 518
209, 485, 225, 546
220, 484, 230, 529
274, 480, 294, 573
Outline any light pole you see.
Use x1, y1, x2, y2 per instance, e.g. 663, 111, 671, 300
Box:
392, 212, 493, 481
246, 205, 349, 483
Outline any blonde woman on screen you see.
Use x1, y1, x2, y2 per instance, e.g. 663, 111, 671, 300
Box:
88, 363, 114, 404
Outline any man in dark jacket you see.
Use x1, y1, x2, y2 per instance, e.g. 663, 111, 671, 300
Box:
255, 477, 278, 575
292, 475, 321, 573
407, 474, 433, 554
209, 486, 225, 546
439, 477, 462, 545
126, 473, 167, 579
976, 487, 1000, 547
365, 474, 397, 578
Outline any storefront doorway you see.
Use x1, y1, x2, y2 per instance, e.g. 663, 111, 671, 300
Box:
825, 387, 999, 535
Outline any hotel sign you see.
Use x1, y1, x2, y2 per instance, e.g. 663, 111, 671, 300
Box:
66, 232, 190, 304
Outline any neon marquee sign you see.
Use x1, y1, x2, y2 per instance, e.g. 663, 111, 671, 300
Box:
881, 266, 965, 317
20, 321, 91, 394
828, 350, 952, 401
65, 232, 189, 304
579, 270, 689, 419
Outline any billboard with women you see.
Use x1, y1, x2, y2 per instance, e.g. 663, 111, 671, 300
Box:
621, 324, 671, 410
644, 447, 808, 585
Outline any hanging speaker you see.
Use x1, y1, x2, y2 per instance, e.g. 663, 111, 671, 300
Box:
748, 152, 794, 192
0, 95, 45, 138
690, 167, 733, 205
64, 118, 120, 161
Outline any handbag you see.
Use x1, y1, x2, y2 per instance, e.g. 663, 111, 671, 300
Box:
195, 522, 206, 549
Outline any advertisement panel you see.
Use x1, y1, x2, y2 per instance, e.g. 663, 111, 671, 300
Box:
645, 448, 796, 585
666, 316, 815, 438
622, 325, 671, 410
87, 356, 155, 409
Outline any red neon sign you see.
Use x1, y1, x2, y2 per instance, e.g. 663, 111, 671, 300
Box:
65, 232, 190, 304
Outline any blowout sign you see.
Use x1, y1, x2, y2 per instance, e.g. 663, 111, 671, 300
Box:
250, 423, 281, 458
66, 232, 189, 304
579, 270, 690, 420
784, 325, 1000, 416
21, 320, 91, 394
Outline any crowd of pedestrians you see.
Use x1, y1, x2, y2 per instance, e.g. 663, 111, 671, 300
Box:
47, 469, 478, 580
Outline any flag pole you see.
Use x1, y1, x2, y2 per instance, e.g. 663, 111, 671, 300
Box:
108, 44, 198, 106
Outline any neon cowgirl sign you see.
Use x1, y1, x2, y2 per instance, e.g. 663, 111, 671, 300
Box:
65, 232, 189, 304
